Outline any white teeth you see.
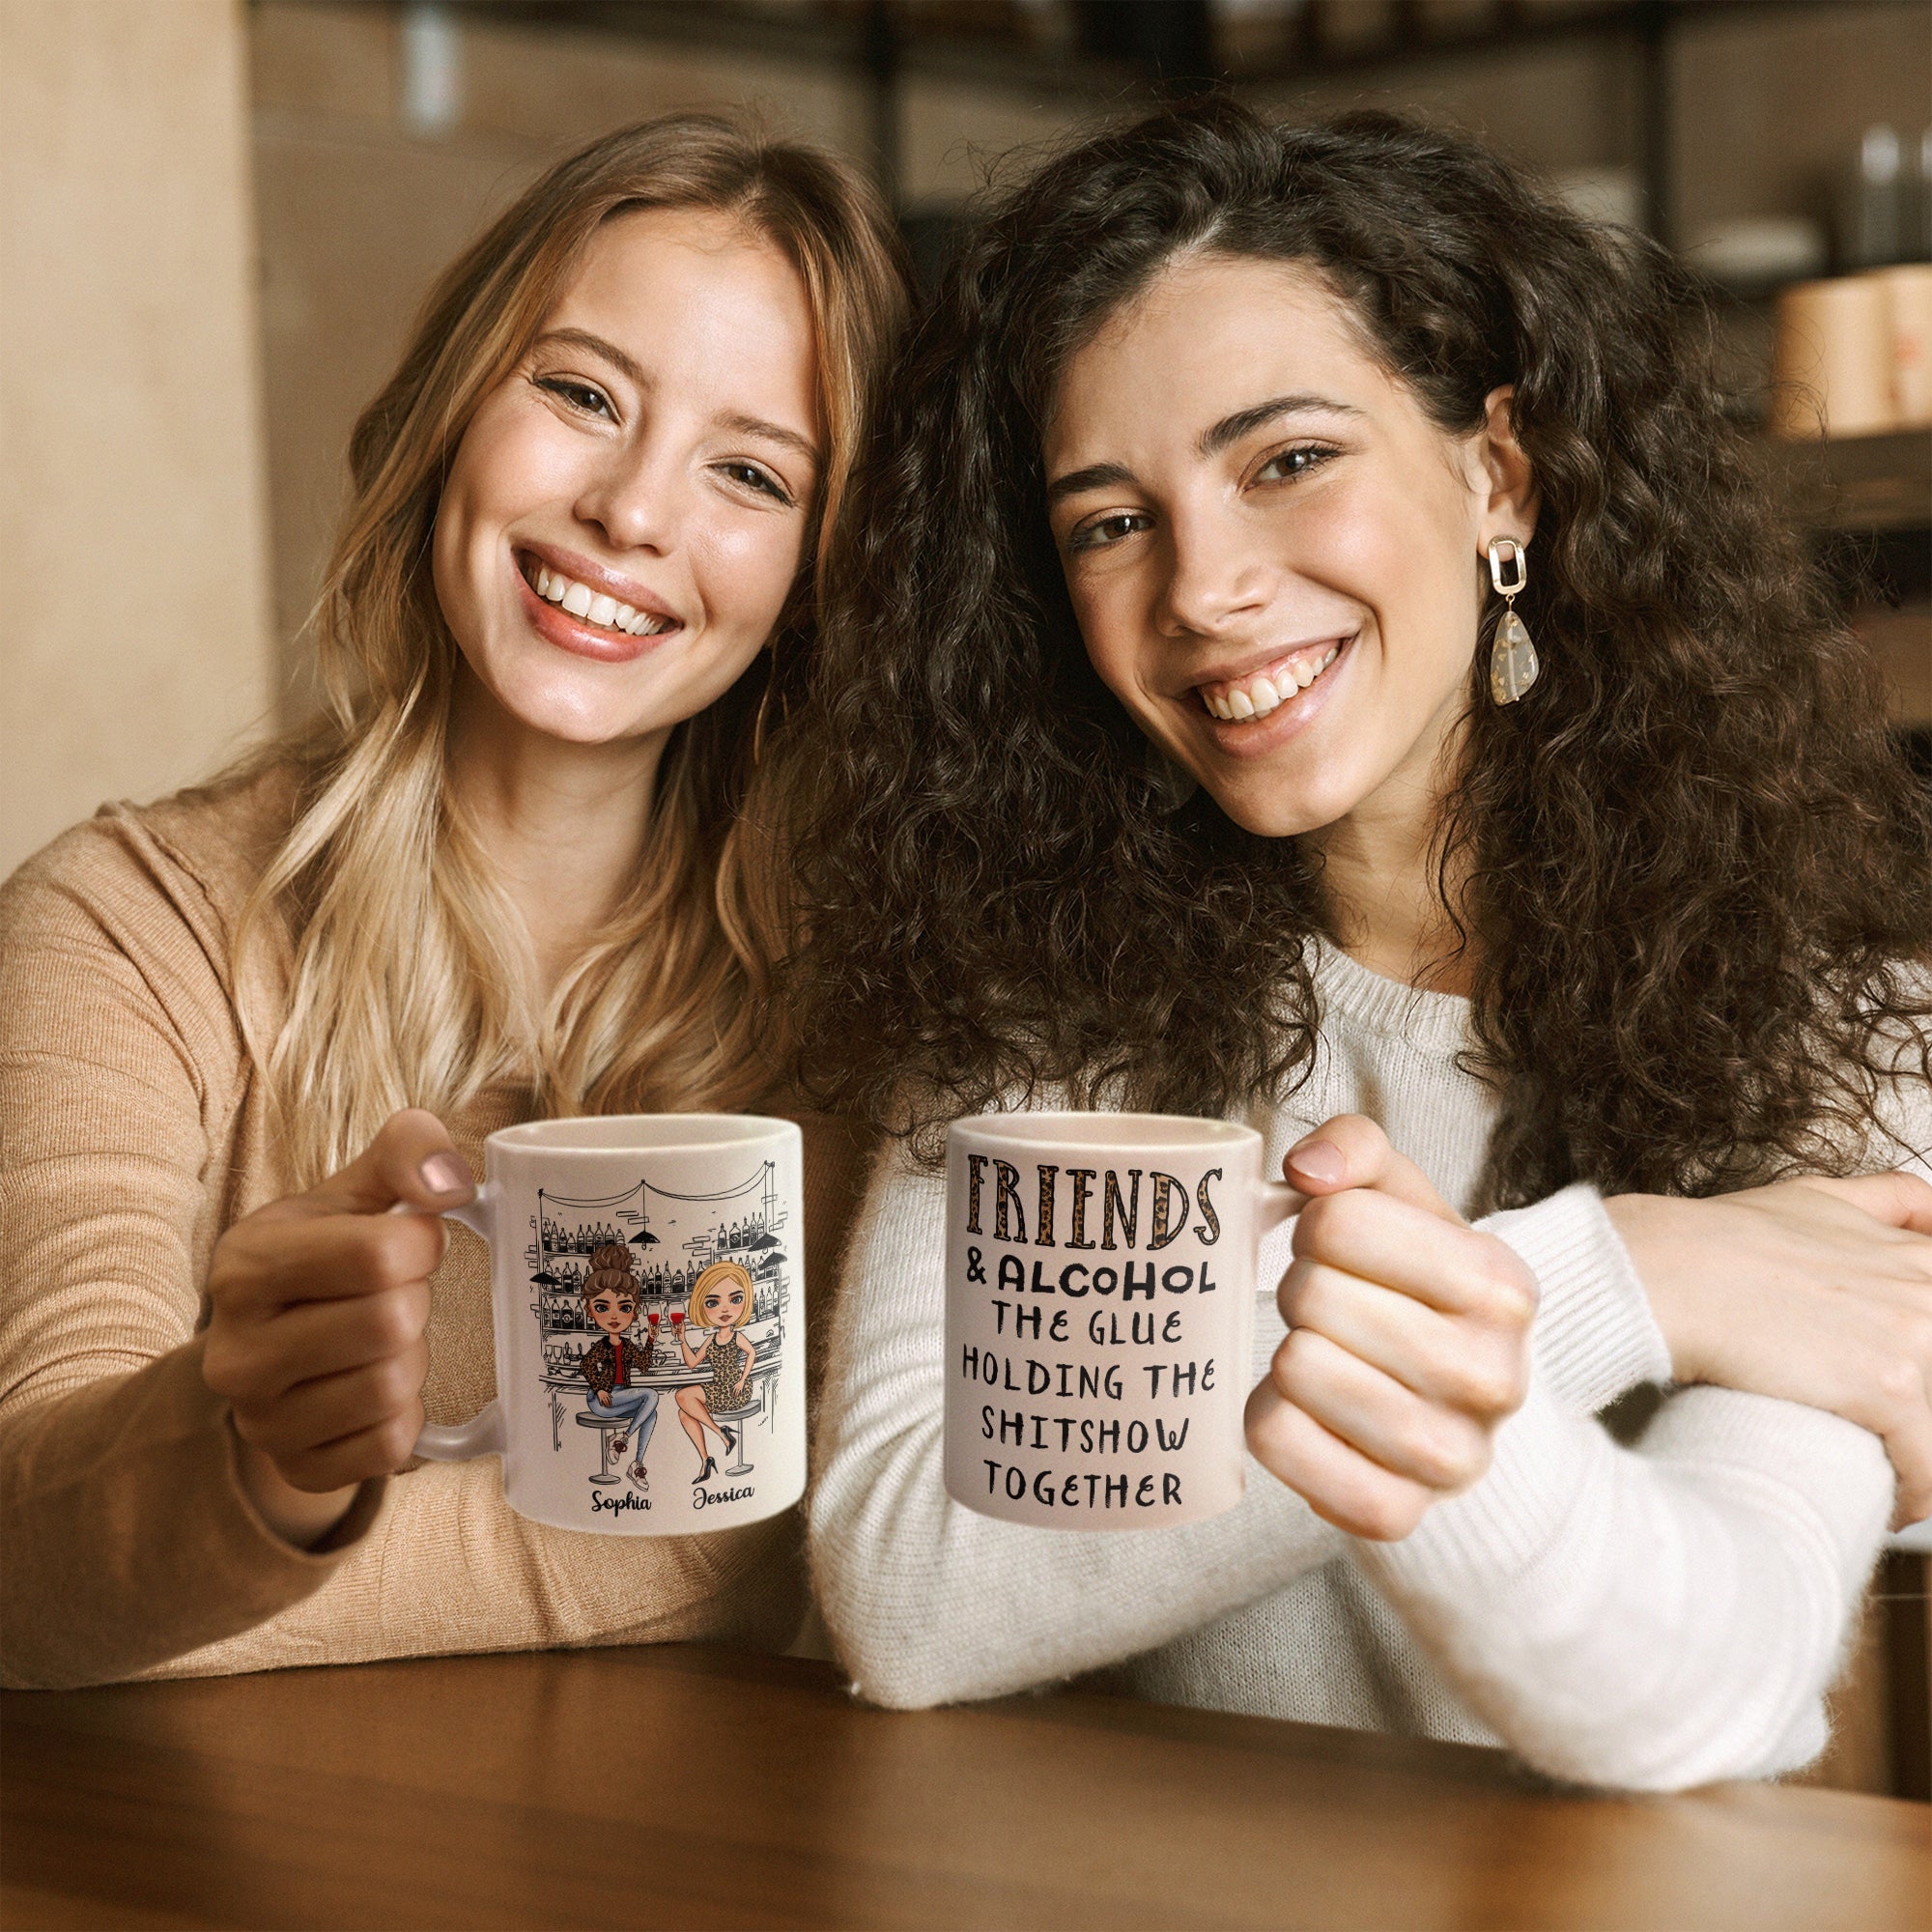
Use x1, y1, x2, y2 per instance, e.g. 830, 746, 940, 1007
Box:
530, 561, 672, 635
1200, 640, 1346, 722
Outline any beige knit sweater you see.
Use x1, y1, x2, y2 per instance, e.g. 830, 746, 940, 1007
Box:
0, 769, 873, 1689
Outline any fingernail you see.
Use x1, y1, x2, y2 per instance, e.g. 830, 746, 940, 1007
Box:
419, 1152, 471, 1197
1287, 1139, 1346, 1187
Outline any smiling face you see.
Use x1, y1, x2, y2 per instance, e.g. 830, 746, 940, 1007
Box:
432, 205, 821, 751
1043, 253, 1533, 841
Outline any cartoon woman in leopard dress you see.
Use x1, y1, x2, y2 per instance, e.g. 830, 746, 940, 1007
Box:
673, 1260, 756, 1484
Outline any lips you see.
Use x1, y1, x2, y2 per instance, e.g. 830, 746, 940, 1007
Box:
517, 553, 678, 640
1194, 636, 1350, 721
512, 546, 682, 665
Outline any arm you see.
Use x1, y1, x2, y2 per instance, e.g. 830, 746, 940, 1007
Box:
0, 832, 384, 1687
808, 1141, 1346, 1712
1356, 1374, 1891, 1790
1246, 1121, 1893, 1788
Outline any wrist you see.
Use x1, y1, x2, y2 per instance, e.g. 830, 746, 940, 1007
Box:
233, 1435, 359, 1550
1601, 1193, 1711, 1384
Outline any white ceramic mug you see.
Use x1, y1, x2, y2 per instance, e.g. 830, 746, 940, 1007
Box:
944, 1113, 1296, 1531
413, 1114, 804, 1535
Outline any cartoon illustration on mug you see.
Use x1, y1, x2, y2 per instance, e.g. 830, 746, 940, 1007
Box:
526, 1162, 787, 1499
674, 1262, 757, 1485
577, 1245, 657, 1491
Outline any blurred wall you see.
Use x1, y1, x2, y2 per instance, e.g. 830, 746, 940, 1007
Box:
1, 0, 273, 876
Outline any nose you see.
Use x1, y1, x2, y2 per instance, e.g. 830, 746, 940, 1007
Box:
1156, 497, 1272, 639
574, 439, 684, 555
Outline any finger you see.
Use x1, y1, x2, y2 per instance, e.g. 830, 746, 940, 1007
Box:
1283, 1116, 1462, 1224
213, 1209, 448, 1317
269, 1404, 426, 1493
231, 1341, 430, 1461
1267, 1326, 1494, 1493
304, 1109, 474, 1218
1244, 1379, 1435, 1541
204, 1283, 432, 1405
1802, 1172, 1932, 1238
1290, 1188, 1539, 1326
1280, 1259, 1526, 1415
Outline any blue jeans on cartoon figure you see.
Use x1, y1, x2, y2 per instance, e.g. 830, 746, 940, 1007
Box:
587, 1386, 659, 1473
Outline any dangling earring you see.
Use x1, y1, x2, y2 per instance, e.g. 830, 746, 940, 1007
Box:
1486, 536, 1539, 705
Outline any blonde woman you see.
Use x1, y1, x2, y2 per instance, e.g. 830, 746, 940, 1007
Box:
673, 1261, 758, 1483
0, 116, 906, 1689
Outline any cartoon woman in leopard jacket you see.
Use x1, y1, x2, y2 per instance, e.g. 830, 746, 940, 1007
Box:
579, 1243, 657, 1492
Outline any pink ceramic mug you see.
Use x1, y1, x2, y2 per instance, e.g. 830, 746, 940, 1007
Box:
944, 1112, 1296, 1530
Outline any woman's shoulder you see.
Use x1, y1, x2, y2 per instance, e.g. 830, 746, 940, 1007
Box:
0, 762, 304, 1066
1, 761, 300, 949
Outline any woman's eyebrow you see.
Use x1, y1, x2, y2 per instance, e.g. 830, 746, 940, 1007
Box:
715, 410, 820, 468
1199, 393, 1364, 457
1046, 460, 1136, 506
1046, 393, 1364, 504
535, 329, 817, 468
532, 327, 646, 387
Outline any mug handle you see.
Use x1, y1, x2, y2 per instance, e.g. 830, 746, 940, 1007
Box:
388, 1189, 509, 1462
1258, 1178, 1301, 1238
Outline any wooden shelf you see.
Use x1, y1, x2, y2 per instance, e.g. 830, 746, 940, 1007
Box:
1776, 427, 1932, 535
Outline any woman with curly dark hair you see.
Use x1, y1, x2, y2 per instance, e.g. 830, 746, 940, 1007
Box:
789, 101, 1932, 1789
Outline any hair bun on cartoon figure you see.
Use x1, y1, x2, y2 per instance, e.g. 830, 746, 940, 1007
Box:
588, 1243, 633, 1273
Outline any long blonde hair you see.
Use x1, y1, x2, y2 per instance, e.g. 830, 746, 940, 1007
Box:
240, 115, 907, 1185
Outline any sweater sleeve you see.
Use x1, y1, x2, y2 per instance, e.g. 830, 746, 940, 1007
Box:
1354, 1374, 1892, 1790
807, 1140, 1347, 1710
1481, 1184, 1672, 1416
0, 821, 382, 1689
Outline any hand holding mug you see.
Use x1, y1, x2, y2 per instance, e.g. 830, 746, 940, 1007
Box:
202, 1108, 475, 1545
1244, 1116, 1537, 1542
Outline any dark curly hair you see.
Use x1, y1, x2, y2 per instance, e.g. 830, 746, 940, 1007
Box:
783, 99, 1931, 1206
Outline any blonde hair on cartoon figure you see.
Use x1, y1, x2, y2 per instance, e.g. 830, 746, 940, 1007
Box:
688, 1260, 754, 1330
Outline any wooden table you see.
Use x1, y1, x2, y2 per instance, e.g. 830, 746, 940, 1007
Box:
4, 1646, 1927, 1930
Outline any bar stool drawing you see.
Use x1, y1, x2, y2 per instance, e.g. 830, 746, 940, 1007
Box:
575, 1407, 627, 1485
714, 1378, 764, 1480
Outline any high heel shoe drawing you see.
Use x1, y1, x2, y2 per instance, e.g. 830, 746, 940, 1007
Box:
693, 1456, 717, 1485
721, 1425, 739, 1455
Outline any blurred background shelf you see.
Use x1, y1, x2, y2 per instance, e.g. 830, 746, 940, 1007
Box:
1779, 426, 1932, 534
1776, 429, 1932, 735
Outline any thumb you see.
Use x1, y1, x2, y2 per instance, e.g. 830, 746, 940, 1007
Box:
305, 1108, 474, 1217
1284, 1115, 1463, 1226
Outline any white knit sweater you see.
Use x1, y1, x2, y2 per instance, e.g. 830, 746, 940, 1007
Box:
809, 943, 1911, 1791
